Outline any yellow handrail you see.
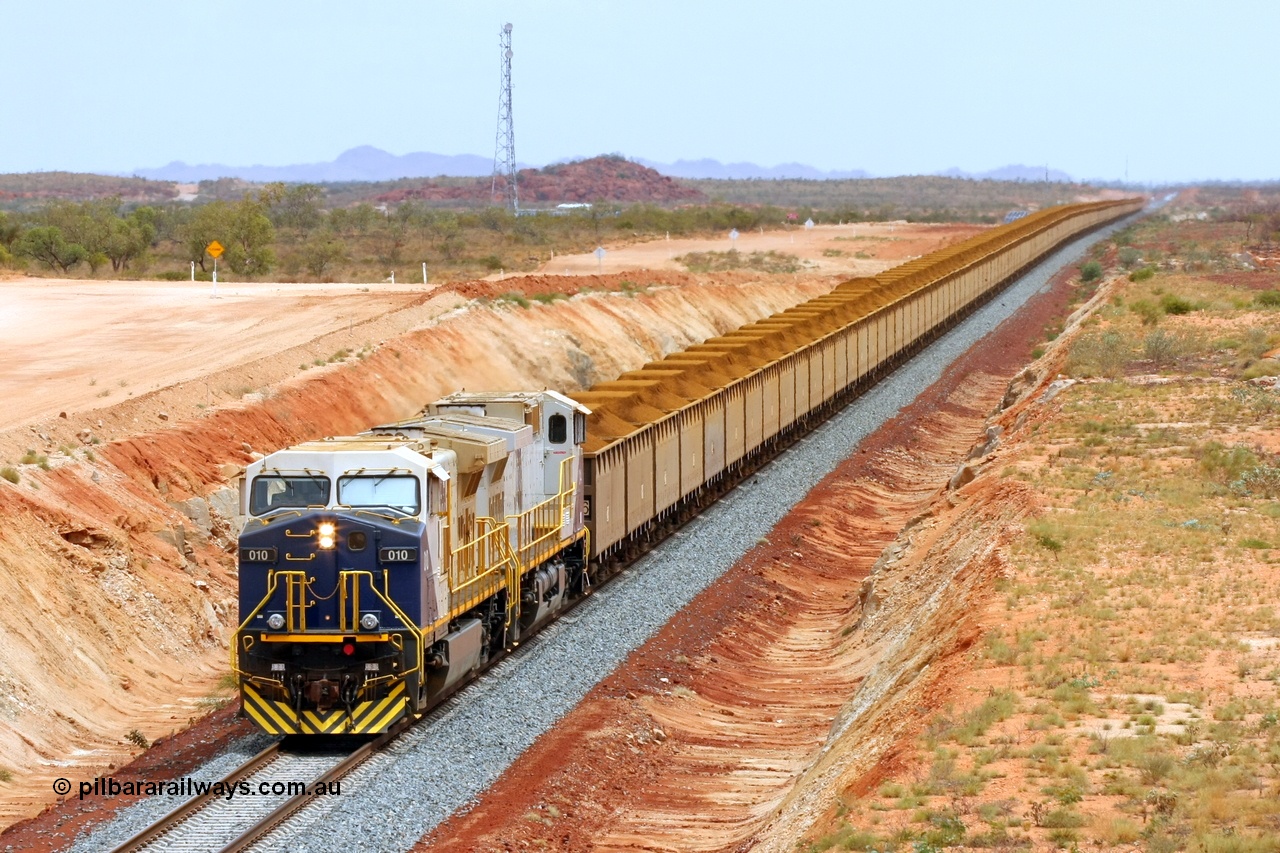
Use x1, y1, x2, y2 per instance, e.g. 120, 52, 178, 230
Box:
338, 570, 425, 681
506, 456, 577, 567
446, 515, 520, 615
230, 569, 307, 673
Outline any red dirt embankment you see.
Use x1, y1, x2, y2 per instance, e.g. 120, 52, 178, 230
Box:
421, 264, 1095, 852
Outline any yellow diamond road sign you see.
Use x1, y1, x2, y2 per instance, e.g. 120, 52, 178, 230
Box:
206, 241, 225, 258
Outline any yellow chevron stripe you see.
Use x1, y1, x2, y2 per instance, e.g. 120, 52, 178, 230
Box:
301, 710, 346, 734
348, 676, 407, 732
361, 697, 409, 733
243, 685, 296, 733
351, 694, 397, 729
351, 682, 406, 727
244, 680, 410, 735
242, 686, 299, 735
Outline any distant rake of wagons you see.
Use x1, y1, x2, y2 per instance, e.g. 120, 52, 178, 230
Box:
231, 198, 1143, 735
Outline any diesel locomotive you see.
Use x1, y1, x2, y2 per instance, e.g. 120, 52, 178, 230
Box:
234, 391, 591, 734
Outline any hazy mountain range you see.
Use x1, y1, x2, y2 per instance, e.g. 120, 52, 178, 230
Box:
129, 146, 1074, 184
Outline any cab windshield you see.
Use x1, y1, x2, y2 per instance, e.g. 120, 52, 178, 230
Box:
338, 475, 420, 515
249, 475, 331, 516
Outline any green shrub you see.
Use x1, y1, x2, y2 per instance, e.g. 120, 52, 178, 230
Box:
1132, 298, 1163, 325
1234, 466, 1280, 498
920, 811, 966, 848
1160, 293, 1194, 315
1198, 442, 1260, 483
1066, 330, 1131, 378
1080, 260, 1103, 282
1041, 809, 1086, 829
1143, 329, 1179, 366
1255, 290, 1280, 307
0, 467, 18, 484
675, 249, 802, 274
1129, 266, 1156, 282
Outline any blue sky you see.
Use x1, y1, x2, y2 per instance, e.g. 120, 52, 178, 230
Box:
6, 1, 1275, 183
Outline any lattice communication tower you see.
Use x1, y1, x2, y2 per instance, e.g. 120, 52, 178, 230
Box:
491, 23, 518, 211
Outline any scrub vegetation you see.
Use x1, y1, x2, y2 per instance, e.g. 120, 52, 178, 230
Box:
801, 211, 1280, 852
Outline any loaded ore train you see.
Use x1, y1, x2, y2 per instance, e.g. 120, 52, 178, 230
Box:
233, 198, 1142, 735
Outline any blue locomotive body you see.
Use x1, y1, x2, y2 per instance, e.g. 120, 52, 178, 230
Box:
233, 391, 589, 734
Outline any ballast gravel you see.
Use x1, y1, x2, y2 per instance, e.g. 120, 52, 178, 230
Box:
66, 215, 1139, 853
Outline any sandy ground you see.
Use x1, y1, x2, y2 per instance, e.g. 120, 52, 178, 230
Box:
0, 279, 434, 432
534, 221, 977, 277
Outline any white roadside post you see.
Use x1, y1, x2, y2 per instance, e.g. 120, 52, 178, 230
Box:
594, 246, 605, 274
422, 262, 428, 284
190, 261, 195, 282
729, 228, 739, 250
206, 241, 224, 298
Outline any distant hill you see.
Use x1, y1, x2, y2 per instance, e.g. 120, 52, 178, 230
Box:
936, 164, 1074, 183
132, 146, 496, 183
0, 172, 176, 209
636, 158, 870, 180
374, 155, 705, 205
130, 146, 874, 183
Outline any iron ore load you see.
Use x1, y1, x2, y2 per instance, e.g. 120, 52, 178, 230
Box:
233, 198, 1142, 735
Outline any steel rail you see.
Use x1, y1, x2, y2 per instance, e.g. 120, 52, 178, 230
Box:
217, 723, 407, 853
108, 742, 280, 853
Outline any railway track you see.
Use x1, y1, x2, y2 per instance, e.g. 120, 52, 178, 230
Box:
108, 730, 400, 853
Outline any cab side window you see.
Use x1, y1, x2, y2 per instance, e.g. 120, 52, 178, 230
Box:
548, 413, 567, 444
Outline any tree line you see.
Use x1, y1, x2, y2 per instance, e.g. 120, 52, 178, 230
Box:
0, 183, 861, 282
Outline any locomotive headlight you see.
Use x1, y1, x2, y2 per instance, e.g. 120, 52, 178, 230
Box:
360, 613, 379, 631
266, 613, 285, 631
317, 522, 336, 550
